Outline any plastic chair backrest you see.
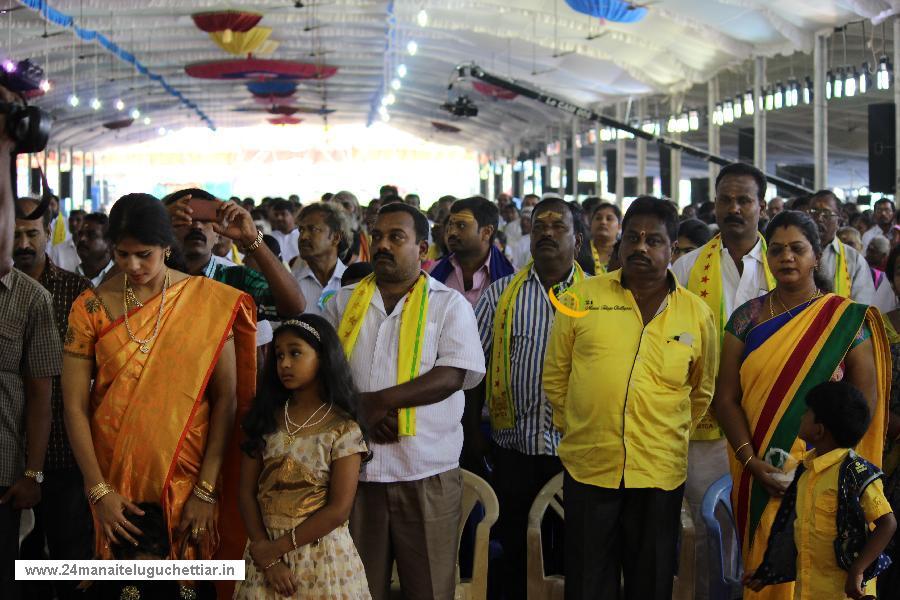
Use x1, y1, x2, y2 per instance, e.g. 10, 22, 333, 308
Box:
455, 469, 499, 600
701, 473, 743, 600
526, 472, 565, 600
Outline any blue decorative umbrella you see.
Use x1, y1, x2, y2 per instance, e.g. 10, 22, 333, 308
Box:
246, 80, 299, 97
563, 0, 647, 23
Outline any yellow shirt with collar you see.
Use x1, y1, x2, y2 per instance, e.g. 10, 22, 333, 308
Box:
793, 447, 892, 600
542, 269, 719, 491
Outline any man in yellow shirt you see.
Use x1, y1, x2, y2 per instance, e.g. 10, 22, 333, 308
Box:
543, 196, 719, 600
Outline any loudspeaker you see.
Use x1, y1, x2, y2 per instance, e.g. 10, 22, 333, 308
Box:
540, 165, 548, 193
738, 128, 754, 163
59, 171, 71, 200
624, 177, 653, 197
493, 172, 502, 197
660, 147, 672, 197
868, 103, 895, 194
690, 178, 710, 204
29, 167, 40, 194
513, 168, 523, 198
565, 158, 574, 195
479, 177, 488, 197
606, 149, 617, 194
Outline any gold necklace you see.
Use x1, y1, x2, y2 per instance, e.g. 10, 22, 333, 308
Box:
768, 287, 821, 319
123, 269, 169, 354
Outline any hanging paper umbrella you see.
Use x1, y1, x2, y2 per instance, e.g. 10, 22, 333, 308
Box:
563, 0, 647, 23
191, 10, 262, 43
431, 121, 461, 133
268, 116, 303, 125
103, 118, 134, 130
473, 81, 518, 100
247, 80, 297, 97
186, 59, 338, 80
210, 27, 273, 56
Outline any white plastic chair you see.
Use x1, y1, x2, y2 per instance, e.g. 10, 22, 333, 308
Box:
454, 469, 500, 600
526, 472, 565, 600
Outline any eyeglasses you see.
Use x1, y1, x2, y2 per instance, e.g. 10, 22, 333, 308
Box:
807, 208, 839, 219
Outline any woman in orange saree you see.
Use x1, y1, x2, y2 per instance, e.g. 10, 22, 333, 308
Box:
61, 194, 256, 569
713, 211, 890, 600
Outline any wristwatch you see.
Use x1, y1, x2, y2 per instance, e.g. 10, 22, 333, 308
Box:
24, 470, 44, 484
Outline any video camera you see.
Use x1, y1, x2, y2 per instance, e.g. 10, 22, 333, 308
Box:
441, 94, 478, 118
0, 59, 51, 154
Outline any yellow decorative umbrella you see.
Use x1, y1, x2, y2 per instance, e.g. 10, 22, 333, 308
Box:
209, 27, 272, 56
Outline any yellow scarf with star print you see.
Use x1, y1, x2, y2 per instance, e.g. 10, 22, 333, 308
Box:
591, 242, 609, 274
832, 239, 852, 298
686, 233, 776, 440
337, 273, 429, 436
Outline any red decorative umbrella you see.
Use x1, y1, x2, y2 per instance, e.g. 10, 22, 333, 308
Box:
186, 59, 338, 80
431, 121, 461, 133
191, 11, 262, 41
102, 118, 135, 130
473, 81, 518, 100
268, 116, 303, 125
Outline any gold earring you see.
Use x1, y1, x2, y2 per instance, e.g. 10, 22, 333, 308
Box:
165, 248, 172, 260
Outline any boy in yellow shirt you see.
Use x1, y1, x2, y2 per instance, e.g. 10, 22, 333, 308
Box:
745, 381, 896, 599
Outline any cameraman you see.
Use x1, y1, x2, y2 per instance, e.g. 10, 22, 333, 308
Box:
0, 84, 17, 276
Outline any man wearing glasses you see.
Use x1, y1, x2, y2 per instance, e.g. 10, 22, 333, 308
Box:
807, 190, 874, 304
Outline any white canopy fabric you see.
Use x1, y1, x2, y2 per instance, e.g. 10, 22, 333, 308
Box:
6, 0, 898, 151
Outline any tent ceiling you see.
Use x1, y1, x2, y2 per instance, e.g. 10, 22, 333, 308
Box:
4, 0, 897, 159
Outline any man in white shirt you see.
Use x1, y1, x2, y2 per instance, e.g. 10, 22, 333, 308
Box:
806, 190, 875, 304
501, 203, 522, 247
511, 206, 533, 267
671, 162, 773, 600
74, 213, 115, 286
325, 203, 485, 600
269, 199, 301, 265
291, 202, 348, 315
861, 198, 895, 252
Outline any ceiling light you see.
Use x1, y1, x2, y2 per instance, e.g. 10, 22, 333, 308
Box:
397, 64, 407, 78
115, 99, 125, 111
2, 59, 15, 74
678, 112, 689, 132
130, 108, 141, 119
39, 79, 51, 92
764, 88, 774, 111
386, 92, 396, 105
845, 68, 857, 97
143, 116, 151, 125
713, 103, 723, 126
859, 62, 870, 94
67, 94, 80, 107
688, 110, 699, 130
390, 78, 401, 90
743, 89, 754, 115
833, 68, 844, 98
407, 40, 418, 56
723, 100, 734, 123
877, 56, 891, 90
733, 95, 742, 119
803, 77, 812, 104
381, 95, 390, 106
786, 79, 798, 107
417, 9, 428, 27
157, 127, 166, 136
773, 82, 784, 109
825, 71, 834, 99
90, 97, 102, 111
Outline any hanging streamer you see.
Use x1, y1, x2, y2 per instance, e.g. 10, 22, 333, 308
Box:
19, 0, 215, 130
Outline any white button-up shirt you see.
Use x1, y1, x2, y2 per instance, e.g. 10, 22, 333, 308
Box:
819, 237, 875, 305
270, 229, 300, 265
672, 237, 770, 319
292, 259, 346, 315
324, 275, 486, 483
862, 226, 890, 253
76, 259, 114, 288
49, 238, 80, 273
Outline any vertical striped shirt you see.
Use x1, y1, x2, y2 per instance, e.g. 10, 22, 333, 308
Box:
474, 265, 583, 456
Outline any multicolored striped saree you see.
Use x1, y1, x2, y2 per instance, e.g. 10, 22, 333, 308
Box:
729, 293, 890, 600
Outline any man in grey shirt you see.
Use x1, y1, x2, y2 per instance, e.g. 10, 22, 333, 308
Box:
806, 190, 875, 304
0, 268, 58, 599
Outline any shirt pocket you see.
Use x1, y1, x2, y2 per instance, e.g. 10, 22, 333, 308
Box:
0, 319, 25, 372
657, 337, 695, 388
813, 492, 838, 534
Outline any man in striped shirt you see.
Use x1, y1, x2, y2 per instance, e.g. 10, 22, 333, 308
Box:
474, 197, 586, 598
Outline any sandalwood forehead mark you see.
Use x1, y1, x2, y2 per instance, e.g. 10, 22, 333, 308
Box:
449, 210, 477, 223
535, 210, 563, 222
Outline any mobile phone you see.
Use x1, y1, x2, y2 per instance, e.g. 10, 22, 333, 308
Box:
189, 198, 219, 222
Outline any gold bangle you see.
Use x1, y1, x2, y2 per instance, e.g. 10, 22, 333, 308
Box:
734, 441, 751, 457
742, 453, 755, 469
263, 558, 282, 571
197, 480, 215, 495
192, 486, 217, 504
243, 230, 264, 254
89, 484, 114, 505
290, 528, 297, 551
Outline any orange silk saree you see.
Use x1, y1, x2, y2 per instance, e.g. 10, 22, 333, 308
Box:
65, 275, 256, 571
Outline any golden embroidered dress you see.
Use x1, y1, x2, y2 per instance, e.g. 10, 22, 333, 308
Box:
234, 410, 370, 600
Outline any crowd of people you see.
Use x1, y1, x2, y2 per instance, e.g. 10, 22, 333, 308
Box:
0, 160, 899, 600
